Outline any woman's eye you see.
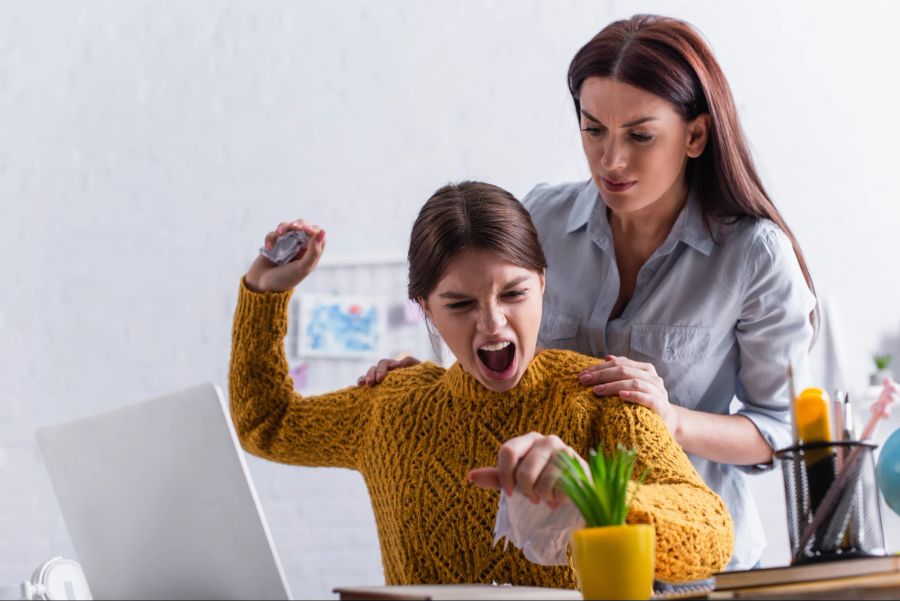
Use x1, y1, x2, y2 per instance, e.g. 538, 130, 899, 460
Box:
446, 300, 473, 310
581, 127, 605, 138
630, 132, 653, 143
503, 290, 527, 300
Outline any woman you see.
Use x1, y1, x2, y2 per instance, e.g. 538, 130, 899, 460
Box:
231, 182, 733, 587
362, 15, 816, 570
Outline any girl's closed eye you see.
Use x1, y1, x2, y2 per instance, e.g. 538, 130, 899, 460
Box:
630, 131, 654, 143
446, 300, 474, 310
503, 290, 527, 300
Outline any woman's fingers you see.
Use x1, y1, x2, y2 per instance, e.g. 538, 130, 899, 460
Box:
618, 389, 661, 412
579, 359, 636, 385
497, 433, 542, 496
496, 433, 574, 502
471, 434, 585, 507
581, 365, 664, 395
467, 467, 501, 490
276, 219, 307, 235
358, 365, 378, 386
579, 355, 657, 378
396, 355, 421, 368
284, 228, 326, 279
375, 356, 420, 382
591, 376, 661, 397
357, 355, 422, 386
373, 359, 397, 383
272, 219, 322, 242
515, 435, 566, 502
468, 464, 572, 507
532, 456, 566, 504
266, 218, 316, 250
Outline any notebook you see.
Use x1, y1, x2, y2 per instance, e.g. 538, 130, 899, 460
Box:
713, 554, 900, 590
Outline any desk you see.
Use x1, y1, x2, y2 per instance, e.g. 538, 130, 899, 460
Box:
333, 584, 581, 600
334, 572, 900, 600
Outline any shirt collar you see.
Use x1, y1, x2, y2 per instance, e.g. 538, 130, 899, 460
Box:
567, 178, 715, 256
565, 180, 598, 234
677, 185, 715, 256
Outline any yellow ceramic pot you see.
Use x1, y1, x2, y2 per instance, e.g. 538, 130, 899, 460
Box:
571, 524, 655, 600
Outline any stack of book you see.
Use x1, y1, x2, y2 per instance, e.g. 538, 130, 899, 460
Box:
711, 555, 900, 599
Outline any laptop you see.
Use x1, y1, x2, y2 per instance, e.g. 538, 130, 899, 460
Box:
36, 383, 293, 600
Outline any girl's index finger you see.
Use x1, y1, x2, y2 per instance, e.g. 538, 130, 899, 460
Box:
467, 467, 501, 490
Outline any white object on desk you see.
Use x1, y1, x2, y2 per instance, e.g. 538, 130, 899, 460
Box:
0, 557, 92, 600
35, 383, 291, 600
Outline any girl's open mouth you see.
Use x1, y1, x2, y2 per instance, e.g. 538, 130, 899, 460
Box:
476, 341, 518, 381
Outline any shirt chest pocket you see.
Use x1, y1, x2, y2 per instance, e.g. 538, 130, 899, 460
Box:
630, 324, 711, 362
630, 324, 712, 407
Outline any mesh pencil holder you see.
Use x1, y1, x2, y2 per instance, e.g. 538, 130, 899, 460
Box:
775, 441, 886, 565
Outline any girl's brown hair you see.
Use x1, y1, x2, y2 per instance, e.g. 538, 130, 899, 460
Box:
568, 14, 818, 334
407, 181, 547, 301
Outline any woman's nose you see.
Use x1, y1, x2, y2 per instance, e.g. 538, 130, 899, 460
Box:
599, 138, 628, 172
476, 305, 507, 334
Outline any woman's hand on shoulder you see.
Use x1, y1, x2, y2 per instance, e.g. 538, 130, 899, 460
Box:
357, 355, 422, 386
245, 219, 326, 293
466, 432, 586, 507
579, 355, 679, 434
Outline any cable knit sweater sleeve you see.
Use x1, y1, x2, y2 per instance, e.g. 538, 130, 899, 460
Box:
229, 279, 376, 470
595, 398, 735, 581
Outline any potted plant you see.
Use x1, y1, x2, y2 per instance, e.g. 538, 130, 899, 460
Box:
872, 354, 894, 386
556, 445, 653, 600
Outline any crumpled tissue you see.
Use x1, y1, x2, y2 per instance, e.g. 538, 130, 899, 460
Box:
492, 491, 585, 566
260, 230, 309, 266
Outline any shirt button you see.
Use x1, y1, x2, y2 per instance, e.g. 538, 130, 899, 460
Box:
664, 346, 674, 358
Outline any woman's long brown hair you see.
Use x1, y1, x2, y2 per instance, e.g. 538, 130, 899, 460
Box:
568, 14, 818, 335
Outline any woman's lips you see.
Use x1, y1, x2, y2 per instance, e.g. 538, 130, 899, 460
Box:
600, 177, 636, 193
475, 344, 519, 382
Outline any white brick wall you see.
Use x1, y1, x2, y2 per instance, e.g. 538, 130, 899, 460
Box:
3, 1, 900, 598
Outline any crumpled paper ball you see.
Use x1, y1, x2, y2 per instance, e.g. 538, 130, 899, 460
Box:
259, 230, 309, 265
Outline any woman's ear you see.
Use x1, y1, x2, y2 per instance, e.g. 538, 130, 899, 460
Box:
686, 113, 710, 158
418, 297, 432, 321
539, 270, 546, 295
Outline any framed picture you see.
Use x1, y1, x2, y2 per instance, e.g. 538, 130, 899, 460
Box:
298, 293, 386, 358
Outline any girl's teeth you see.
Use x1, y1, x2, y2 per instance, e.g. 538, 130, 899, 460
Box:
480, 341, 511, 352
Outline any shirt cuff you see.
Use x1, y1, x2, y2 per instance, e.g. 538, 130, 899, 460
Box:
734, 408, 793, 474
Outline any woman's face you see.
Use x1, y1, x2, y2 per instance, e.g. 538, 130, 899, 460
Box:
578, 76, 709, 215
422, 249, 545, 392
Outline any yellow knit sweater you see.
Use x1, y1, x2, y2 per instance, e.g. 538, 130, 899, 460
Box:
230, 281, 734, 586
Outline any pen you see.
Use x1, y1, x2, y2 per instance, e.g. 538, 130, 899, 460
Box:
842, 392, 855, 440
832, 390, 846, 472
832, 389, 845, 443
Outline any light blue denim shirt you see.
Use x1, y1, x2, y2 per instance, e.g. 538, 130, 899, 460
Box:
523, 179, 816, 570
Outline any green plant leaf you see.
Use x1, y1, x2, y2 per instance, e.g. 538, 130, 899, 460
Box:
555, 444, 649, 528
